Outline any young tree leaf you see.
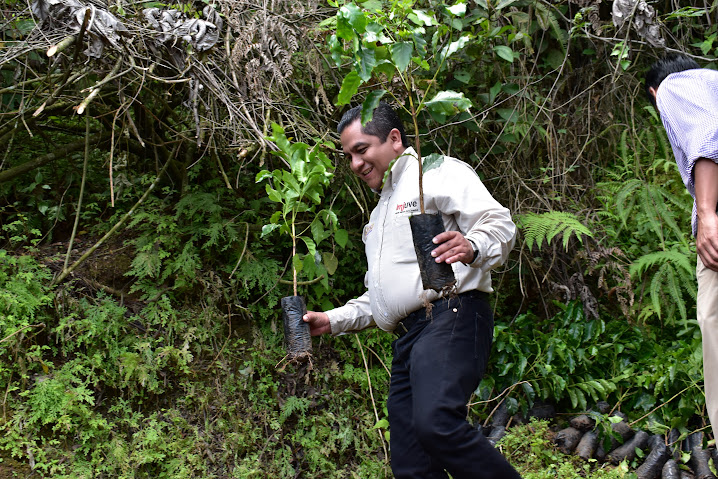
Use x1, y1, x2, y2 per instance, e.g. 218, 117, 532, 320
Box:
328, 34, 343, 67
412, 30, 427, 58
261, 224, 280, 237
356, 44, 377, 81
337, 3, 366, 38
335, 229, 348, 248
424, 90, 472, 123
266, 185, 282, 203
409, 9, 434, 26
446, 3, 466, 16
337, 71, 362, 105
390, 42, 413, 72
255, 170, 272, 182
292, 253, 304, 272
438, 35, 469, 66
422, 153, 444, 174
361, 90, 386, 125
322, 252, 339, 275
300, 236, 317, 257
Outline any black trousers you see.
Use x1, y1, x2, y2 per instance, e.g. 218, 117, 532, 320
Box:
387, 291, 522, 479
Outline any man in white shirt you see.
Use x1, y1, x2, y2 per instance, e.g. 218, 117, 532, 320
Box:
646, 53, 718, 439
303, 102, 521, 478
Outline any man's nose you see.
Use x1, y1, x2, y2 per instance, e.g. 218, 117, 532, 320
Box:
350, 156, 363, 172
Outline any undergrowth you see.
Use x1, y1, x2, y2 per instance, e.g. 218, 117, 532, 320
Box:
500, 419, 636, 479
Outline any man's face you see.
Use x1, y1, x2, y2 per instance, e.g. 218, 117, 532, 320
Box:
340, 119, 405, 190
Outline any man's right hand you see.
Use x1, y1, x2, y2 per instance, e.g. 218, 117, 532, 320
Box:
303, 311, 331, 336
697, 212, 718, 271
694, 159, 718, 272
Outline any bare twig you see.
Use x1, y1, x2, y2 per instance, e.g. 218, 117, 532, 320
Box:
63, 109, 91, 272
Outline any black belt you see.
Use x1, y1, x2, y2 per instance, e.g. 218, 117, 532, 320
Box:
394, 290, 485, 339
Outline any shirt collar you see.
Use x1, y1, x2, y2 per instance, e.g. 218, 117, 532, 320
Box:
376, 147, 416, 194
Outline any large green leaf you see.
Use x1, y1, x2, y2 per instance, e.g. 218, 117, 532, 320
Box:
335, 229, 349, 248
409, 9, 434, 26
412, 30, 427, 58
446, 3, 466, 16
356, 44, 377, 81
323, 252, 339, 275
361, 90, 386, 125
328, 34, 343, 67
390, 42, 413, 72
337, 3, 366, 39
424, 91, 472, 123
265, 185, 281, 203
364, 22, 391, 44
494, 45, 515, 63
300, 236, 317, 257
337, 71, 362, 105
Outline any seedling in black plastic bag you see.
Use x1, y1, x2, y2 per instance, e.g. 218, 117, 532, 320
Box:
256, 123, 346, 360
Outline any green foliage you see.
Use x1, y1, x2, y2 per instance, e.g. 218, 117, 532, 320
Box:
501, 419, 634, 479
516, 211, 594, 251
596, 121, 695, 326
480, 300, 705, 431
123, 178, 249, 302
0, 250, 53, 389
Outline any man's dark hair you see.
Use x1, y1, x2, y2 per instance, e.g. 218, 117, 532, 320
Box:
645, 53, 700, 108
337, 101, 409, 147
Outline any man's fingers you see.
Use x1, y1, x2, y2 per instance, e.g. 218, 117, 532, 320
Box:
431, 231, 473, 264
302, 311, 331, 336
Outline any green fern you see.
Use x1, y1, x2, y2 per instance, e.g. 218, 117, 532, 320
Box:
516, 211, 593, 251
279, 396, 310, 424
535, 2, 568, 54
629, 247, 696, 323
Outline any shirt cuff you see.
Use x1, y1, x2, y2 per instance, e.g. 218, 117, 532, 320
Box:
465, 236, 481, 266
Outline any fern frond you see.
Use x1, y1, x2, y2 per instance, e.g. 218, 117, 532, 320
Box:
629, 249, 693, 277
517, 211, 593, 251
535, 2, 567, 54
614, 178, 641, 227
631, 246, 696, 323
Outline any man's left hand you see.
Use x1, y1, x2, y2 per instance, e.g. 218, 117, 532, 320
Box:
431, 231, 475, 265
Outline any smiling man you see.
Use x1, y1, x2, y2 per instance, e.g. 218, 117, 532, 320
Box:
303, 102, 520, 478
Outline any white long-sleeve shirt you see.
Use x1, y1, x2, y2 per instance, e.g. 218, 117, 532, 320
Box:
327, 147, 516, 334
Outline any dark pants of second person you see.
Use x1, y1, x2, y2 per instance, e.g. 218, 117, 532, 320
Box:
387, 290, 522, 479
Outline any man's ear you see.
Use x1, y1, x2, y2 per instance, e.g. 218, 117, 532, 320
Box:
648, 86, 658, 100
388, 128, 404, 150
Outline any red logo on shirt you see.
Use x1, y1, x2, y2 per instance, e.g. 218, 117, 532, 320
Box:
396, 200, 418, 212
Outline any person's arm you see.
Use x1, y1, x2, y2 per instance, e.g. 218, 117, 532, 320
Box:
429, 160, 516, 268
303, 289, 376, 336
695, 158, 718, 271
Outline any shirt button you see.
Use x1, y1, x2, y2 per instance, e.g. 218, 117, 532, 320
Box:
383, 311, 388, 317
383, 200, 388, 205
453, 308, 458, 313
392, 183, 396, 187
